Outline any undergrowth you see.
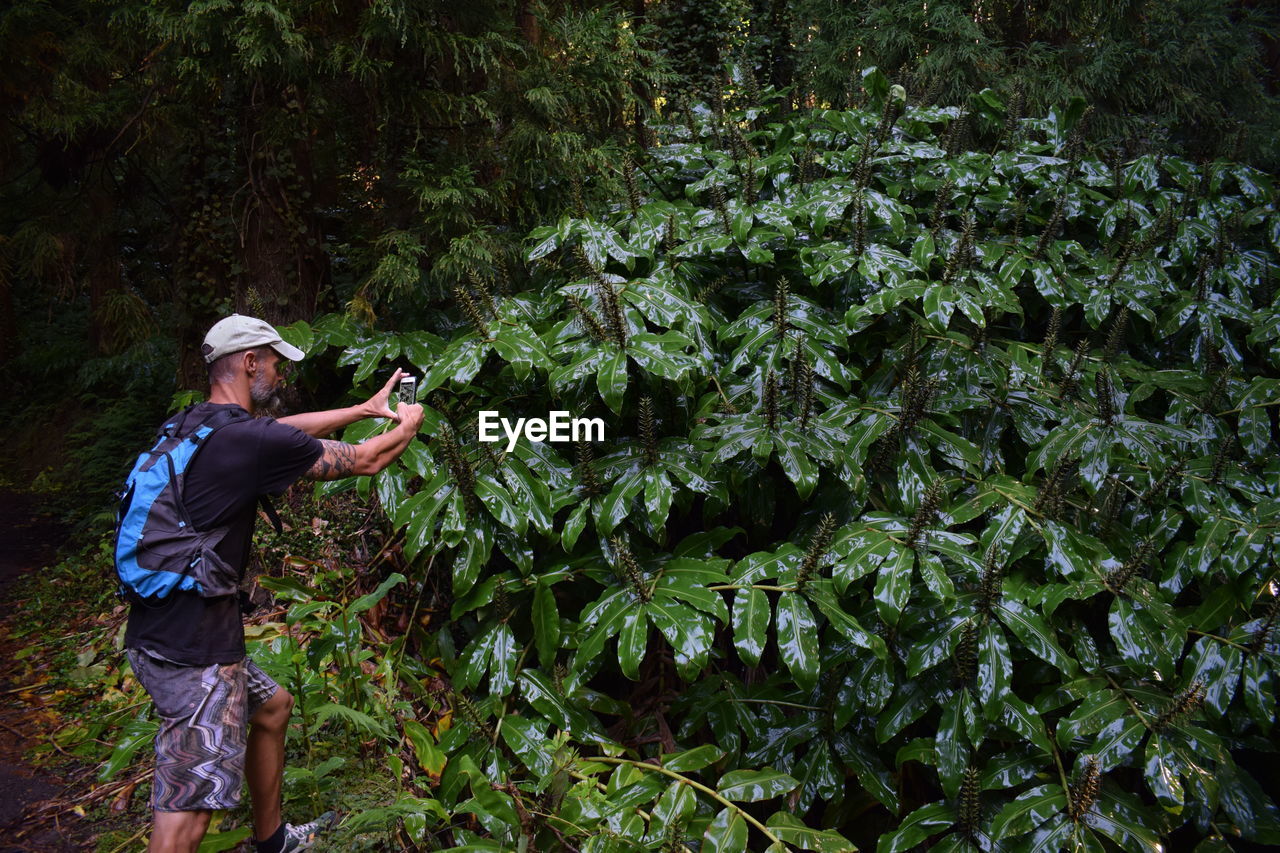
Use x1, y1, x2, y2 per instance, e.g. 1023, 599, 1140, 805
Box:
1, 486, 432, 851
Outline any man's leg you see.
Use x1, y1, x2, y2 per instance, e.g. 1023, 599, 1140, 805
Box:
127, 651, 248, 852
149, 810, 214, 853
246, 686, 294, 842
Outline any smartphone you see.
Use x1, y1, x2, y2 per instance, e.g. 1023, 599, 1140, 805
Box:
397, 375, 418, 408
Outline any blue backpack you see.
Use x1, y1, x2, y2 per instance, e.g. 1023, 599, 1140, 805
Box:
114, 406, 278, 601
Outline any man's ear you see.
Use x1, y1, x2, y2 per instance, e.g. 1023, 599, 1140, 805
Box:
242, 349, 258, 375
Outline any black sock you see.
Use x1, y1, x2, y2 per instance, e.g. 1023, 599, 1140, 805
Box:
256, 823, 285, 853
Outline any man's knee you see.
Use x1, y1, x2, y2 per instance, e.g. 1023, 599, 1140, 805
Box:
251, 687, 293, 731
150, 809, 213, 852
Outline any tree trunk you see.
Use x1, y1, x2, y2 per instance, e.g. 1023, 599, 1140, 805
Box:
85, 184, 122, 355
0, 249, 15, 368
236, 81, 328, 327
517, 0, 541, 45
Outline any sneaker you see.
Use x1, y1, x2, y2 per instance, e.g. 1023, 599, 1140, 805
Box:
280, 811, 338, 851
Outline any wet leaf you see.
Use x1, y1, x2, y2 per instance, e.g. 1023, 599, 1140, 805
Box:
989, 783, 1066, 839
777, 592, 820, 690
663, 744, 725, 773
873, 545, 914, 625
703, 808, 749, 852
718, 768, 799, 802
977, 622, 1012, 718
532, 579, 561, 666
996, 598, 1078, 676
617, 606, 648, 680
1145, 734, 1185, 812
1089, 713, 1145, 772
766, 811, 857, 851
732, 587, 770, 666
877, 801, 956, 853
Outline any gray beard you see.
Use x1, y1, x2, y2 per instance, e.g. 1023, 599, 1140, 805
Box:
250, 372, 285, 417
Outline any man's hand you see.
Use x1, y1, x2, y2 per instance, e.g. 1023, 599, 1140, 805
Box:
363, 368, 406, 422
396, 402, 425, 435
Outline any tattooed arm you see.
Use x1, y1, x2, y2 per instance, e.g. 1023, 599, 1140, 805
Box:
306, 440, 359, 480
281, 369, 405, 438
303, 403, 426, 480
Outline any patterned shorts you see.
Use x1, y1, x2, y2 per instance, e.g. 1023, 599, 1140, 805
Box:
126, 649, 280, 812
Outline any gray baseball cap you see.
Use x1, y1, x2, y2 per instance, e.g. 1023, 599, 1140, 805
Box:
202, 314, 305, 363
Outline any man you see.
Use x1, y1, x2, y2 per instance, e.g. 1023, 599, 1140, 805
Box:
123, 314, 425, 853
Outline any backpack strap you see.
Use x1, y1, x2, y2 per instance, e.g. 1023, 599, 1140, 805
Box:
259, 496, 284, 535
171, 407, 285, 535
169, 407, 252, 513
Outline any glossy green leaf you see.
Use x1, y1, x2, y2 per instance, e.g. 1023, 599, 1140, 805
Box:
1085, 789, 1167, 852
916, 549, 954, 602
1110, 597, 1181, 679
732, 586, 770, 666
1242, 654, 1276, 732
474, 473, 524, 534
458, 755, 520, 830
1145, 734, 1185, 812
1216, 754, 1280, 842
794, 739, 842, 810
596, 466, 645, 536
775, 432, 819, 499
422, 337, 486, 392
873, 545, 914, 625
451, 522, 493, 595
339, 335, 403, 383
833, 530, 895, 593
703, 808, 749, 852
562, 501, 589, 551
989, 783, 1066, 839
718, 768, 800, 802
663, 744, 725, 773
489, 622, 517, 696
498, 715, 552, 776
648, 779, 696, 839
576, 587, 634, 670
99, 715, 158, 781
1003, 693, 1056, 756
617, 605, 648, 680
977, 622, 1012, 718
1056, 688, 1128, 750
765, 811, 858, 852
905, 614, 965, 678
518, 670, 608, 745
348, 572, 405, 615
777, 592, 820, 690
648, 598, 714, 680
996, 598, 1078, 676
1089, 713, 1146, 772
598, 348, 628, 413
642, 467, 675, 532
532, 579, 560, 667
1184, 636, 1243, 716
877, 801, 956, 853
876, 681, 935, 744
807, 580, 887, 658
490, 323, 549, 377
935, 698, 967, 798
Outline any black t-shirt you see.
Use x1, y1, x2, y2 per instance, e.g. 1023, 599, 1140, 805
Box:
124, 403, 323, 665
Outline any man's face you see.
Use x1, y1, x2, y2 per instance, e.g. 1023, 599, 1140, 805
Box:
249, 350, 287, 414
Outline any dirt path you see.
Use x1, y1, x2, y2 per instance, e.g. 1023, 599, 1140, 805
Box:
0, 491, 87, 851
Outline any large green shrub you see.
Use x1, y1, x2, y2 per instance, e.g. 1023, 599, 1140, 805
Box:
282, 76, 1279, 850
